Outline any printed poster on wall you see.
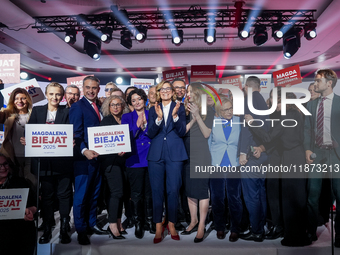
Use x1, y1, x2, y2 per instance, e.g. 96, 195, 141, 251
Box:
218, 75, 242, 95
66, 75, 94, 97
25, 124, 73, 157
162, 67, 189, 84
244, 74, 272, 93
0, 188, 29, 220
191, 65, 216, 82
88, 124, 131, 155
0, 54, 20, 84
130, 78, 154, 94
1, 79, 45, 104
272, 65, 302, 87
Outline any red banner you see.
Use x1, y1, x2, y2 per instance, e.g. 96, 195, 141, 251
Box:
190, 65, 216, 82
162, 67, 189, 84
273, 65, 302, 87
0, 54, 20, 84
66, 75, 94, 96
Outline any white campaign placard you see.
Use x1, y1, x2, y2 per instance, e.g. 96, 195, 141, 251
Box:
0, 188, 29, 220
25, 124, 73, 157
88, 124, 131, 155
0, 131, 4, 145
1, 78, 46, 104
244, 74, 272, 93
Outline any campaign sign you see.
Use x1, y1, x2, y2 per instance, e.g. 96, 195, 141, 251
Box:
0, 188, 28, 220
130, 78, 154, 94
1, 79, 45, 104
244, 74, 272, 93
162, 67, 189, 84
88, 124, 131, 155
66, 75, 94, 97
191, 65, 216, 82
273, 65, 302, 87
219, 75, 242, 95
0, 131, 4, 145
25, 124, 73, 157
0, 54, 20, 84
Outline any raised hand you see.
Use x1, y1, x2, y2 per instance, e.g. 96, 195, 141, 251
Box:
155, 103, 163, 121
136, 111, 144, 128
172, 101, 181, 118
188, 103, 199, 118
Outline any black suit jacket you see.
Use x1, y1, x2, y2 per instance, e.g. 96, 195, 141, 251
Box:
28, 104, 72, 176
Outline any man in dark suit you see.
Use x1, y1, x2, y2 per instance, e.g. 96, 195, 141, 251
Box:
239, 76, 269, 242
69, 76, 107, 245
304, 69, 340, 246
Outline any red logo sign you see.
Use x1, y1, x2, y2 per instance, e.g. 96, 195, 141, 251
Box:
162, 67, 189, 84
273, 65, 302, 87
191, 65, 216, 82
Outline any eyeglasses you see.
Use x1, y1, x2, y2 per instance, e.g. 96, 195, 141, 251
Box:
159, 87, 172, 92
66, 92, 80, 97
110, 103, 122, 108
174, 86, 186, 91
105, 88, 114, 92
0, 162, 9, 168
221, 107, 233, 113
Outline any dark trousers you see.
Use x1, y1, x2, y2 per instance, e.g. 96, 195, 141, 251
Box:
210, 174, 243, 233
148, 144, 183, 223
104, 164, 123, 223
73, 159, 101, 233
266, 178, 283, 227
40, 173, 72, 225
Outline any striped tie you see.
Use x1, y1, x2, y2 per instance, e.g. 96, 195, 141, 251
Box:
315, 97, 326, 147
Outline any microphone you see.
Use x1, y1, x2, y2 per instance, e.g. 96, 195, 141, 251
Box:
310, 153, 317, 160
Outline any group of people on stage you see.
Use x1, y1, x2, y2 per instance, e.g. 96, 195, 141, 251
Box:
1, 68, 340, 254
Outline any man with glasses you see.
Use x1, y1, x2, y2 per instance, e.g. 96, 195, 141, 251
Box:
172, 78, 186, 102
304, 69, 340, 246
65, 85, 80, 108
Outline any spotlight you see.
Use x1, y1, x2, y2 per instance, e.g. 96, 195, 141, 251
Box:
253, 25, 268, 46
120, 30, 132, 49
20, 72, 28, 79
172, 30, 184, 46
83, 31, 101, 60
283, 27, 301, 59
238, 24, 249, 40
64, 30, 77, 45
304, 23, 317, 40
204, 29, 216, 45
272, 23, 284, 42
116, 77, 123, 84
135, 26, 147, 43
101, 28, 113, 44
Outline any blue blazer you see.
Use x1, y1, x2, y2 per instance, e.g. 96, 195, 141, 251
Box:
69, 97, 101, 159
147, 101, 188, 162
209, 116, 241, 167
121, 109, 150, 168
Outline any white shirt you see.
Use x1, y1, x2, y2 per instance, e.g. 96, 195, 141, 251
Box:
316, 93, 334, 146
155, 102, 179, 126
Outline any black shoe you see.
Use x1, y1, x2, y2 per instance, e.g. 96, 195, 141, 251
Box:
134, 221, 145, 239
145, 217, 156, 234
59, 218, 71, 244
38, 219, 56, 232
107, 226, 125, 239
265, 226, 284, 240
120, 230, 128, 235
175, 222, 186, 231
181, 223, 198, 235
217, 230, 226, 240
39, 229, 52, 244
239, 232, 264, 242
77, 232, 90, 245
122, 218, 134, 229
88, 225, 108, 235
194, 229, 206, 243
229, 232, 239, 242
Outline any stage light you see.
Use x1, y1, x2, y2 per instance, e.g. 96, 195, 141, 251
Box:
253, 25, 268, 46
120, 30, 132, 49
135, 27, 147, 43
283, 27, 301, 59
204, 29, 216, 45
20, 72, 28, 79
272, 23, 283, 42
238, 24, 249, 40
116, 77, 123, 84
304, 23, 317, 40
172, 30, 183, 46
100, 28, 113, 44
64, 30, 77, 45
83, 31, 101, 60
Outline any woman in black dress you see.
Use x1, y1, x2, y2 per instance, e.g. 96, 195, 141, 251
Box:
181, 82, 214, 243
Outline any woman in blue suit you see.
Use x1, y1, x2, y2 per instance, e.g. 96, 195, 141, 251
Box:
121, 89, 154, 239
209, 97, 243, 242
147, 80, 188, 243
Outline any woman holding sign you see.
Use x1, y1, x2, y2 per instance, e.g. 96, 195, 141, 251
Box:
100, 95, 126, 239
24, 82, 72, 244
0, 88, 35, 188
147, 80, 187, 244
122, 88, 155, 239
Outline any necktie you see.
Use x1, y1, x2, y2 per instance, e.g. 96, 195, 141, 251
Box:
316, 97, 326, 147
92, 102, 101, 121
